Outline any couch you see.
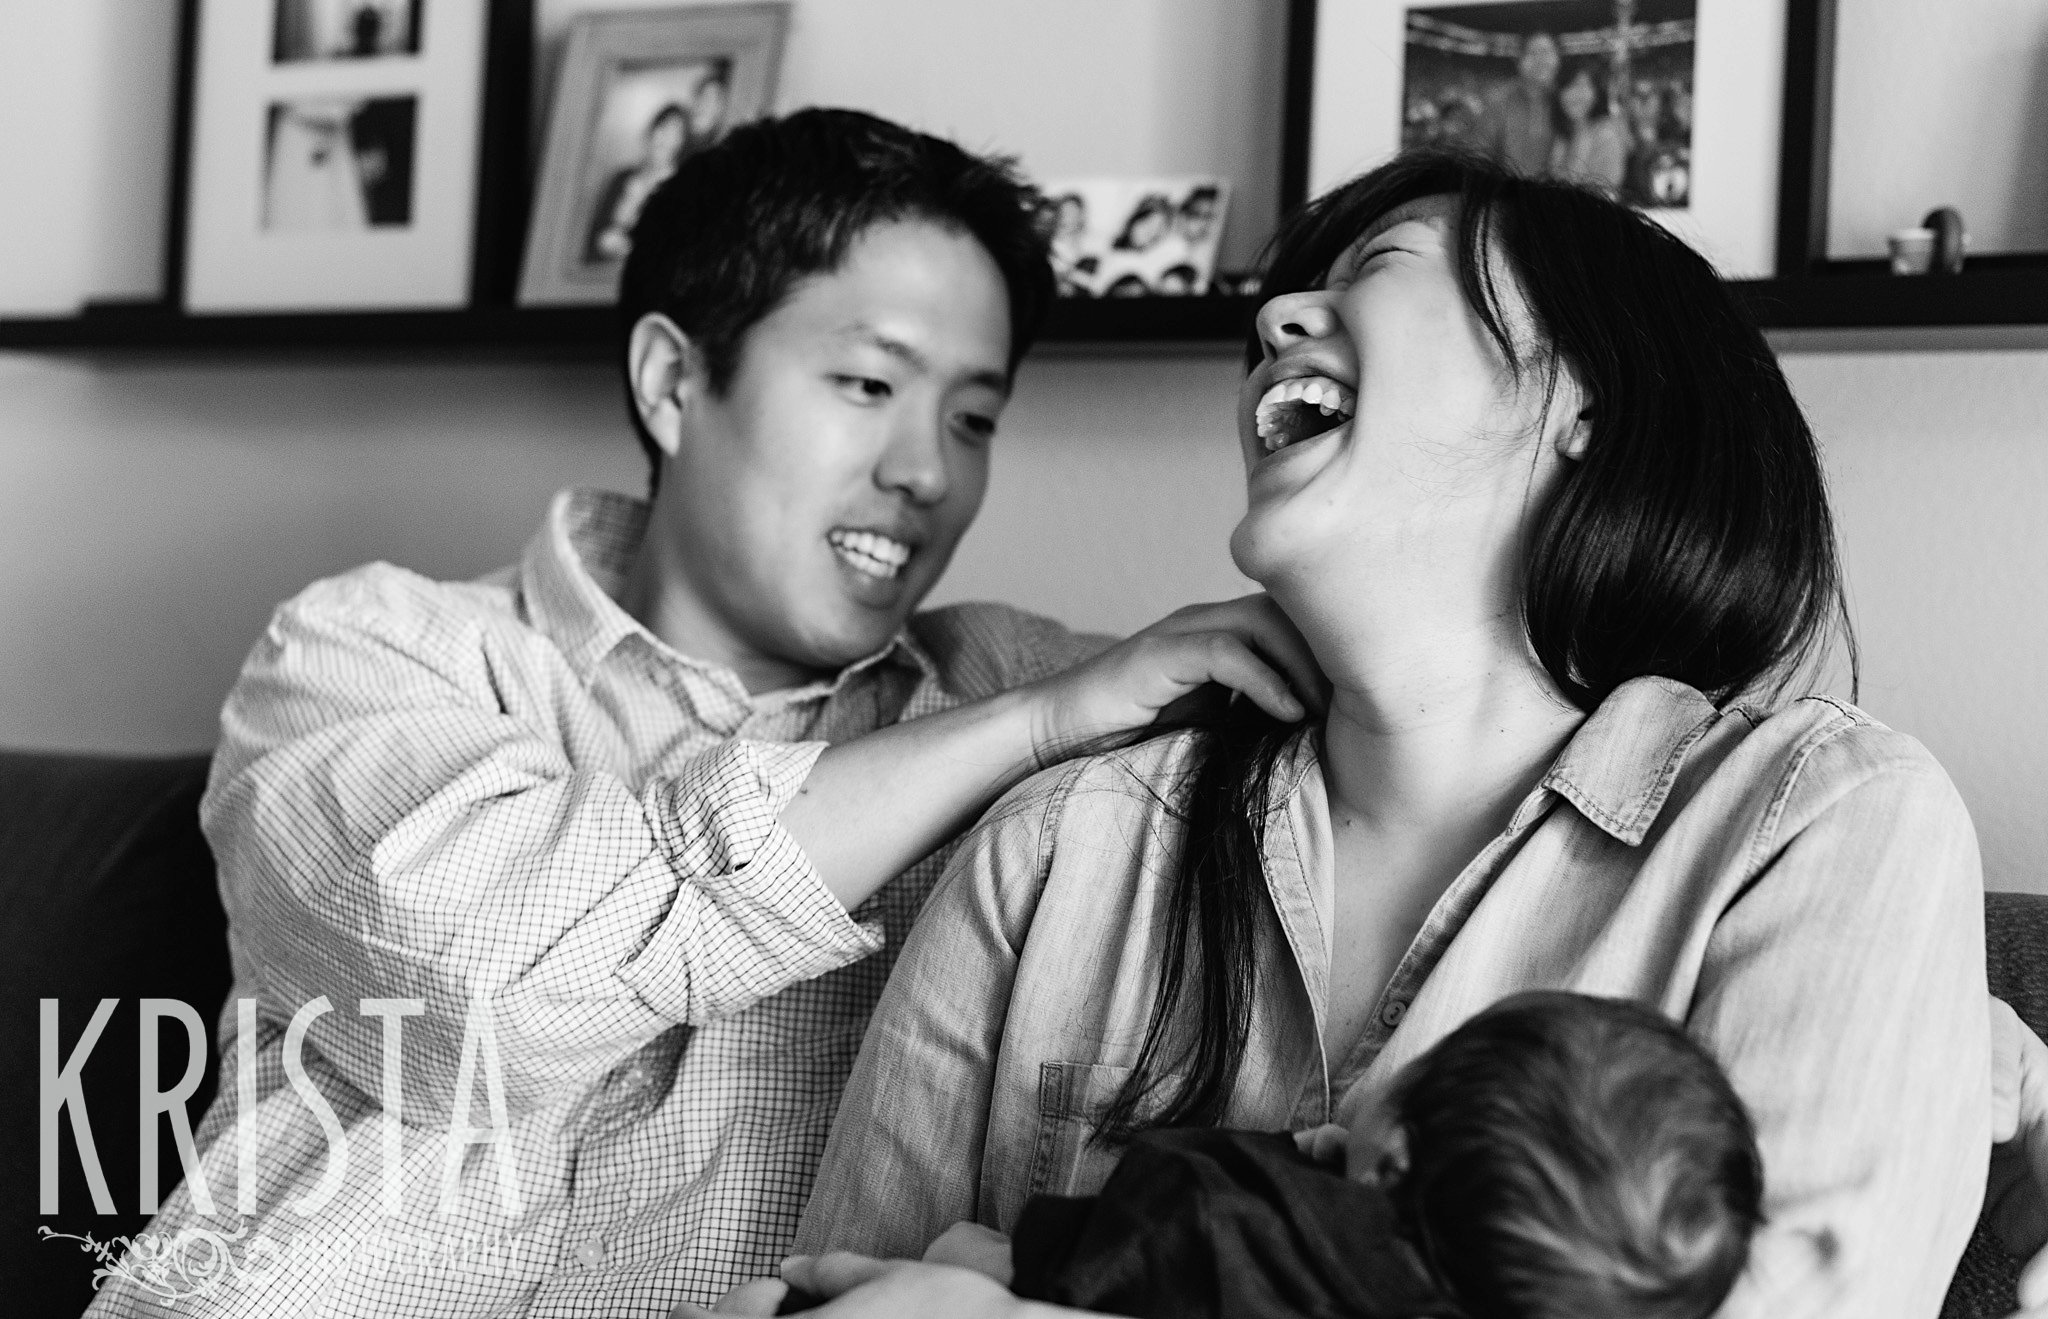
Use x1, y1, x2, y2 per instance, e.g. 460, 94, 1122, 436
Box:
0, 749, 2035, 1319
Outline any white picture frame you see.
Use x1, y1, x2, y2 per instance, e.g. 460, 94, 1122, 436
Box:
1301, 0, 1786, 279
181, 0, 490, 312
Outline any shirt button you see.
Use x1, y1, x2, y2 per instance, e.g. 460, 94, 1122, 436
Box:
1380, 999, 1408, 1028
573, 1237, 607, 1269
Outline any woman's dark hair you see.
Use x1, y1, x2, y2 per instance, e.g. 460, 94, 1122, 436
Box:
617, 107, 1055, 492
1393, 992, 1764, 1319
1096, 149, 1851, 1139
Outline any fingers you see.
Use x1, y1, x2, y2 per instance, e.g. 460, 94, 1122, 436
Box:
1194, 632, 1308, 724
1293, 1122, 1349, 1168
921, 1221, 1015, 1285
712, 1277, 790, 1315
781, 1252, 901, 1299
1994, 996, 2026, 1143
1143, 595, 1329, 716
2023, 1243, 2048, 1311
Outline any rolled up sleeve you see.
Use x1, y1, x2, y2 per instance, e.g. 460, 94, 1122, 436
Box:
206, 570, 879, 1122
622, 739, 881, 1023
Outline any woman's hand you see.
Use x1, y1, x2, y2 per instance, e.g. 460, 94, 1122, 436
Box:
1988, 996, 2048, 1313
1025, 595, 1328, 765
667, 1252, 1093, 1317
921, 1221, 1015, 1284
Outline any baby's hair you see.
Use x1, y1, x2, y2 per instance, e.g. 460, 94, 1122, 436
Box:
1390, 992, 1763, 1319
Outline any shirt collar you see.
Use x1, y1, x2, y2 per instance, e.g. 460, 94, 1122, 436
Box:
517, 487, 935, 695
1535, 676, 1726, 845
1261, 676, 1725, 849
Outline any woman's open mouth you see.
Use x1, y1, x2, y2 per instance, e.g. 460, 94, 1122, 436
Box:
1253, 375, 1355, 453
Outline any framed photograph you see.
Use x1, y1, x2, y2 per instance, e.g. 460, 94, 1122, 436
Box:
518, 4, 790, 307
176, 0, 505, 312
1287, 0, 1788, 279
1040, 178, 1233, 298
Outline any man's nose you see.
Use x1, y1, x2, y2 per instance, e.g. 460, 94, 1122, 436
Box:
876, 413, 949, 505
1255, 292, 1337, 361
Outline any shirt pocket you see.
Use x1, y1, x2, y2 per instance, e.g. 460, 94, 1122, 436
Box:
1028, 1060, 1134, 1198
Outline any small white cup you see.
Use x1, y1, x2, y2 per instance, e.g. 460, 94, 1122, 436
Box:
1888, 228, 1936, 275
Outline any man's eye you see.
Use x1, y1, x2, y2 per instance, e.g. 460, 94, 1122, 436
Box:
834, 375, 892, 402
956, 414, 997, 444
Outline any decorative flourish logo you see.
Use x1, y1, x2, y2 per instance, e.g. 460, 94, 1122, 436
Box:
38, 1220, 263, 1308
39, 1220, 536, 1306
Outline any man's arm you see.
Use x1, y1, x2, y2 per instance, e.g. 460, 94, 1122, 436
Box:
209, 570, 1317, 1119
786, 595, 1323, 909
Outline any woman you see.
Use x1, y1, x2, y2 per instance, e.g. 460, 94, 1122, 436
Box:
792, 152, 1990, 1316
1550, 61, 1628, 193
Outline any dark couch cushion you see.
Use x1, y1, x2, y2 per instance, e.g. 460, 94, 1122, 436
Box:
1, 751, 230, 1319
1943, 890, 2048, 1319
0, 744, 2038, 1318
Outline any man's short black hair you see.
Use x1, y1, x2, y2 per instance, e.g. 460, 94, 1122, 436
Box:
617, 107, 1055, 488
1393, 991, 1764, 1319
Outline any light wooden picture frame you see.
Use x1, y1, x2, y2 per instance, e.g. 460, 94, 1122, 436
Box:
518, 3, 790, 307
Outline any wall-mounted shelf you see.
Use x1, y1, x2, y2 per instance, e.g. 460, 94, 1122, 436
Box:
13, 266, 2048, 357
0, 294, 1268, 355
1733, 258, 2048, 330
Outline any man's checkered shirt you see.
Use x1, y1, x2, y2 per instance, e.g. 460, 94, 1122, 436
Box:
87, 488, 1098, 1318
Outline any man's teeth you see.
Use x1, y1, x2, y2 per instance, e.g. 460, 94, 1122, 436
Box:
828, 529, 912, 580
1254, 375, 1356, 452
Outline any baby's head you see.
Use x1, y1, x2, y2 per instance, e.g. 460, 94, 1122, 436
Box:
1352, 992, 1763, 1319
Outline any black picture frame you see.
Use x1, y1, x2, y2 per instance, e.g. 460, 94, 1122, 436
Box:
1283, 0, 1803, 280
8, 0, 2046, 347
1280, 0, 2048, 331
165, 0, 533, 316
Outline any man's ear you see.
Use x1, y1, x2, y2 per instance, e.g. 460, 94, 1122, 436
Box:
628, 312, 707, 460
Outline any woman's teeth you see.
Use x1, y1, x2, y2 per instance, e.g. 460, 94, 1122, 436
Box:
1254, 375, 1356, 453
828, 529, 912, 580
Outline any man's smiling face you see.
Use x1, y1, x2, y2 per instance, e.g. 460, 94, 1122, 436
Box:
647, 217, 1013, 690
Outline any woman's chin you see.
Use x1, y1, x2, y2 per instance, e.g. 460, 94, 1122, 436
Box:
1228, 512, 1295, 589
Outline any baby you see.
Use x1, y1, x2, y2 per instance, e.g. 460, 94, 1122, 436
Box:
786, 991, 1763, 1319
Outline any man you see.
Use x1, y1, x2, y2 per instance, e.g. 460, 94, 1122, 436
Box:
1477, 31, 1560, 178
88, 109, 1315, 1318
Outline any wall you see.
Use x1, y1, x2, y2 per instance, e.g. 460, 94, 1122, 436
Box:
1829, 0, 2048, 257
3, 3, 2047, 894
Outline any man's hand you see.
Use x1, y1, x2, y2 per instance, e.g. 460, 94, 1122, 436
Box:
1988, 996, 2048, 1315
1025, 595, 1327, 764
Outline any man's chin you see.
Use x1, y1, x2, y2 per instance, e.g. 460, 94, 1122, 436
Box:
788, 608, 915, 673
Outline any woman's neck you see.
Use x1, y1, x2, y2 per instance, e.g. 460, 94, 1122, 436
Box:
1308, 609, 1584, 845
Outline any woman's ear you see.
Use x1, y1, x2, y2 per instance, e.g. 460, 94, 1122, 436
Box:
628, 312, 706, 460
1557, 406, 1594, 461
1550, 373, 1595, 461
